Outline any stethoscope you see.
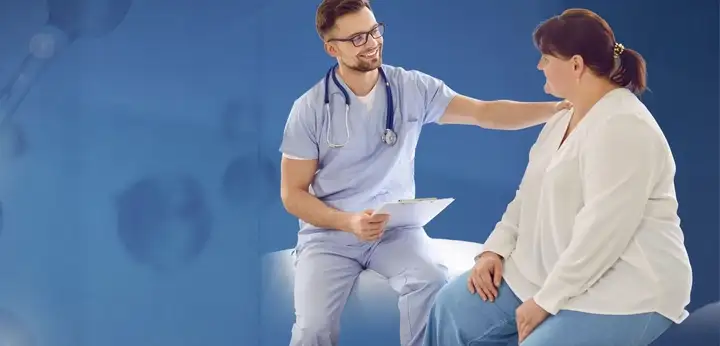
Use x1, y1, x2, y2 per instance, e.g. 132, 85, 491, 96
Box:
323, 64, 397, 148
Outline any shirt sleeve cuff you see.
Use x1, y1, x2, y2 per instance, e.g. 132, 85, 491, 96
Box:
278, 147, 318, 160
425, 86, 458, 125
533, 287, 566, 315
481, 236, 515, 259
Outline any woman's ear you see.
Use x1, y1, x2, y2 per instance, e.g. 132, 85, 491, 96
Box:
571, 55, 584, 72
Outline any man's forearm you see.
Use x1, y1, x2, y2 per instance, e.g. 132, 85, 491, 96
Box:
480, 100, 558, 130
281, 189, 352, 232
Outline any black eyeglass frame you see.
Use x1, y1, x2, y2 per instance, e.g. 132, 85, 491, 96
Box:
326, 23, 385, 47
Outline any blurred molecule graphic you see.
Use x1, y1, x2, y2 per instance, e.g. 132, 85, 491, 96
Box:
0, 309, 35, 346
220, 99, 262, 143
221, 155, 279, 208
46, 0, 133, 40
219, 98, 279, 208
0, 0, 133, 151
0, 123, 27, 160
115, 175, 212, 271
0, 200, 4, 236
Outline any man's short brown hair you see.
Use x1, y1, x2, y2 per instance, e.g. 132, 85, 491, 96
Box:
315, 0, 372, 39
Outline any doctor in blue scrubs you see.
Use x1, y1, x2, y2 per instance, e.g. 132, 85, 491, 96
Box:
279, 1, 570, 345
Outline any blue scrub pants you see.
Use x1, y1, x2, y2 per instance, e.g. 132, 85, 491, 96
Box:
290, 227, 448, 346
423, 271, 673, 346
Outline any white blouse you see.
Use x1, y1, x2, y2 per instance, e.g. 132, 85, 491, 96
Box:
482, 88, 693, 323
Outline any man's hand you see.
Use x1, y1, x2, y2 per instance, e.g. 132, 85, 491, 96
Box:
516, 299, 550, 343
554, 100, 573, 112
467, 252, 503, 302
345, 210, 389, 241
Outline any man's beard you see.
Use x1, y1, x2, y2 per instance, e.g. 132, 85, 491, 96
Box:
347, 47, 382, 72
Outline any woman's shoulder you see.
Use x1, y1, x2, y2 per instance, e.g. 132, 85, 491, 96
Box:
536, 108, 572, 141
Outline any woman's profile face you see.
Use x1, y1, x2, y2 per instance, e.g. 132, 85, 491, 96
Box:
537, 53, 577, 99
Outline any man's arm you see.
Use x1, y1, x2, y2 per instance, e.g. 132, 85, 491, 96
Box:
533, 115, 663, 315
278, 98, 352, 232
439, 95, 563, 130
407, 69, 565, 130
280, 157, 352, 232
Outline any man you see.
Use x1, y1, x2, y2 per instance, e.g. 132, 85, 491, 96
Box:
279, 1, 569, 345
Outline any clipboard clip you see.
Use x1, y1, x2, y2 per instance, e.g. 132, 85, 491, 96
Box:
397, 198, 438, 204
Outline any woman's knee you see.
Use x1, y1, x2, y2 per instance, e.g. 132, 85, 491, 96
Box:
428, 271, 519, 344
432, 271, 475, 312
431, 272, 522, 323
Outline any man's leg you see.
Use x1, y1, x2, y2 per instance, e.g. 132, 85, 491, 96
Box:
365, 228, 448, 346
520, 310, 673, 346
291, 241, 364, 346
424, 271, 521, 346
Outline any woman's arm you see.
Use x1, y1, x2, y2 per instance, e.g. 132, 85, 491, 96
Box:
480, 189, 522, 259
533, 114, 665, 315
479, 112, 568, 259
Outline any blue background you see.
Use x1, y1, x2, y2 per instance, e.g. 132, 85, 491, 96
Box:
0, 0, 716, 345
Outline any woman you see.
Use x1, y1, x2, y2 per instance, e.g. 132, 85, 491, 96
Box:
422, 8, 692, 346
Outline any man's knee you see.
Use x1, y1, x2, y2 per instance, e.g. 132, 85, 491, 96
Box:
291, 317, 336, 346
396, 262, 449, 295
421, 263, 450, 289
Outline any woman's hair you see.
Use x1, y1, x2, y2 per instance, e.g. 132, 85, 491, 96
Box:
533, 8, 647, 95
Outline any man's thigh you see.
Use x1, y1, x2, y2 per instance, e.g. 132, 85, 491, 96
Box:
293, 241, 364, 325
366, 227, 448, 288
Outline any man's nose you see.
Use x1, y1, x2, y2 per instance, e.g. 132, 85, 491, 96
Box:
365, 35, 379, 47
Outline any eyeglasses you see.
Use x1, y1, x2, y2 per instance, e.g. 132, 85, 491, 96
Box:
327, 23, 385, 47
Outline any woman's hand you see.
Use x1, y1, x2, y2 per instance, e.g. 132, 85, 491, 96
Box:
516, 298, 550, 343
467, 252, 504, 302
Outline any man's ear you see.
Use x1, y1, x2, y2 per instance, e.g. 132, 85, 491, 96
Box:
324, 42, 338, 58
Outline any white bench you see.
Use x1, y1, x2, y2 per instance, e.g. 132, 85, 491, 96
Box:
260, 238, 484, 344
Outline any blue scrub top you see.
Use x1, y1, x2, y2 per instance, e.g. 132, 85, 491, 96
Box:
280, 64, 457, 237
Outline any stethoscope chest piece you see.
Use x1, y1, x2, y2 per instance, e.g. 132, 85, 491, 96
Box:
382, 128, 397, 146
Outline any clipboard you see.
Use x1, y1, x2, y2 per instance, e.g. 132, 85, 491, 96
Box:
372, 197, 455, 229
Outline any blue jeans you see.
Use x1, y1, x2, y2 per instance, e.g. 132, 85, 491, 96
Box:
423, 271, 673, 346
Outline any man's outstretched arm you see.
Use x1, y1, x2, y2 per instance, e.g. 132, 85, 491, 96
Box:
439, 95, 570, 130
406, 69, 569, 130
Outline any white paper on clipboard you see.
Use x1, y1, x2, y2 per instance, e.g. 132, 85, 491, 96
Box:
372, 198, 455, 229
